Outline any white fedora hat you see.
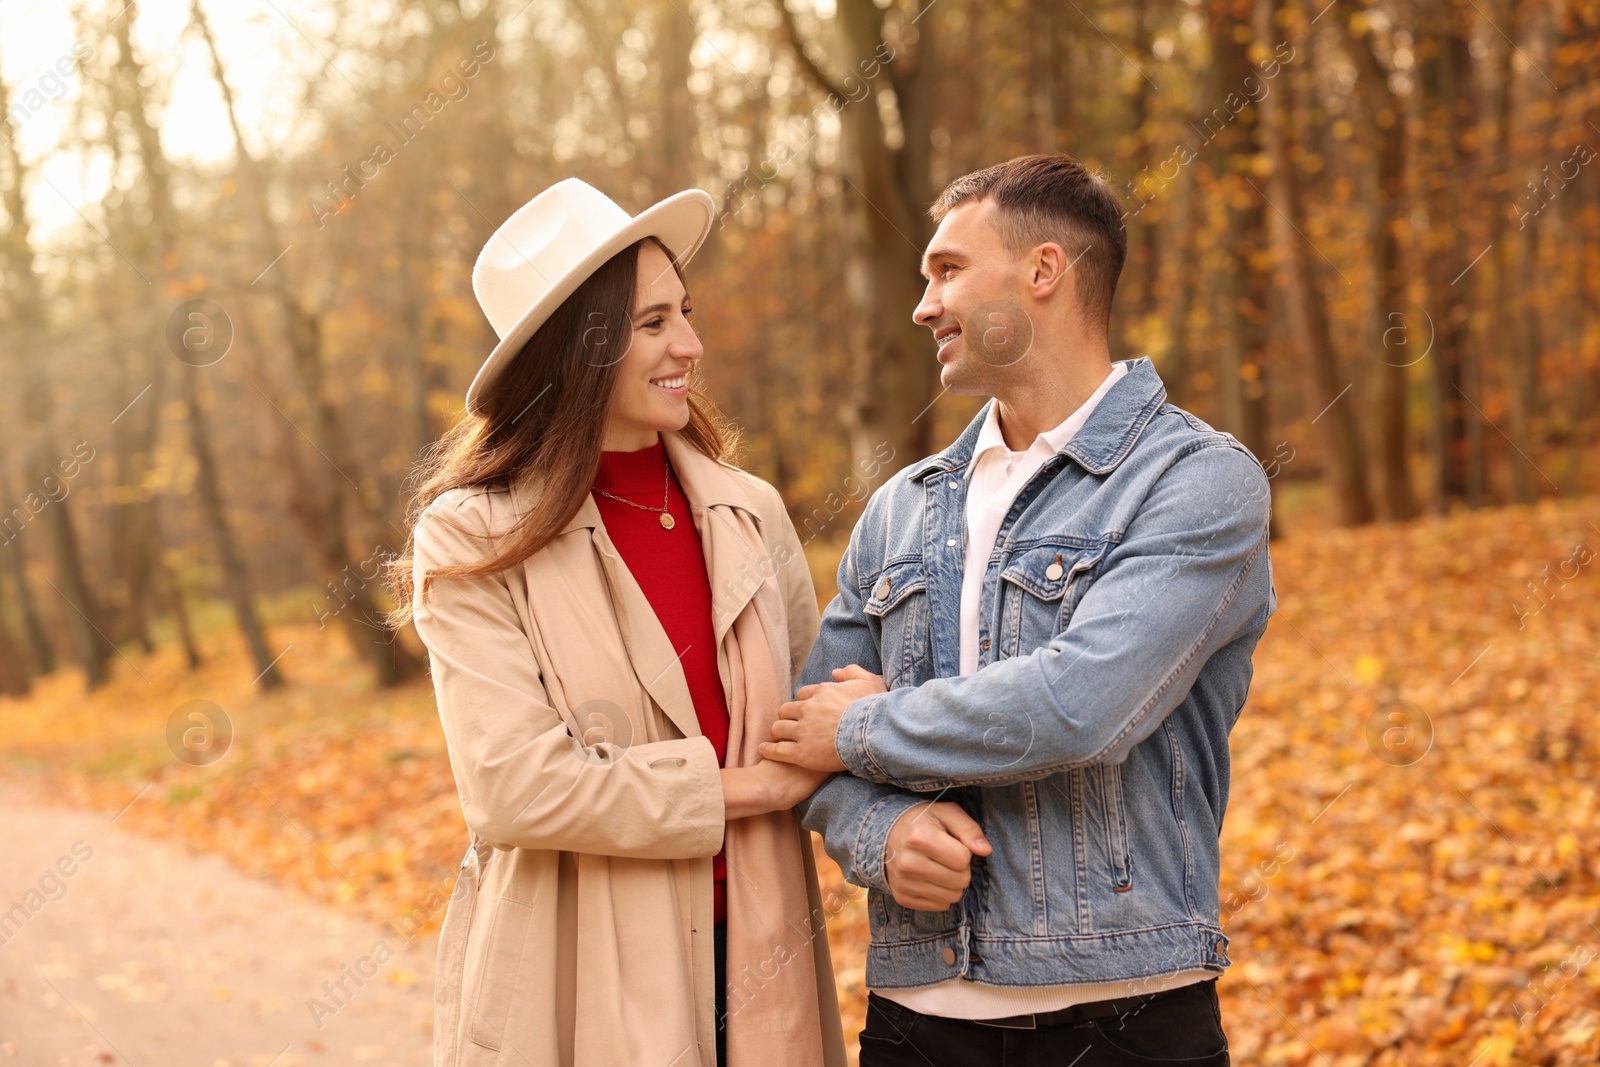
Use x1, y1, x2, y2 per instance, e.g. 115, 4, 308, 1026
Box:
465, 178, 715, 415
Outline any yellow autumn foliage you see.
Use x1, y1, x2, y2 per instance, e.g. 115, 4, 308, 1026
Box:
3, 495, 1598, 1064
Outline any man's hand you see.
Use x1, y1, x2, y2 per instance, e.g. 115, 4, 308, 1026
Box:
884, 801, 992, 911
762, 665, 887, 772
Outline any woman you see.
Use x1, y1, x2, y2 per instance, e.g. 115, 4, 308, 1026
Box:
390, 179, 847, 1067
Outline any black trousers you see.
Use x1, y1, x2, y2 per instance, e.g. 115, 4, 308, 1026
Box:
858, 979, 1230, 1067
714, 921, 727, 1067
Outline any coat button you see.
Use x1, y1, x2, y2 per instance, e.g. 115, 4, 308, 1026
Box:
942, 946, 957, 966
946, 538, 956, 547
1045, 562, 1064, 581
948, 481, 958, 489
875, 578, 891, 599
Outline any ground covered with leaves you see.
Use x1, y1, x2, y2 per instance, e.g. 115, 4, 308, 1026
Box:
3, 497, 1597, 1065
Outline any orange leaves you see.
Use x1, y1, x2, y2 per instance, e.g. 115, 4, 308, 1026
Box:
4, 496, 1599, 1063
1201, 499, 1600, 1065
0, 621, 465, 936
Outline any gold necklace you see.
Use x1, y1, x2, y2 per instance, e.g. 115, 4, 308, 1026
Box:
592, 451, 676, 530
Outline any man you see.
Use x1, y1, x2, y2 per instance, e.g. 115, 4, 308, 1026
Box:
760, 154, 1275, 1065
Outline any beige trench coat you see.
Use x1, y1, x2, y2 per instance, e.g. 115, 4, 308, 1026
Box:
413, 432, 846, 1067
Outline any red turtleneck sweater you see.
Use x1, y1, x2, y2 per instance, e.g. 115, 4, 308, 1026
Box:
592, 438, 730, 922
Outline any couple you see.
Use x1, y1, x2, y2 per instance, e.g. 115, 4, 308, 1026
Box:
395, 153, 1275, 1067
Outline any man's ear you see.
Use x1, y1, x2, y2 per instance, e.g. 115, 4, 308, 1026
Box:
1028, 242, 1073, 300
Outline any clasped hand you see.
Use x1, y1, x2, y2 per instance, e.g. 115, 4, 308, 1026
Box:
760, 664, 886, 772
761, 666, 992, 912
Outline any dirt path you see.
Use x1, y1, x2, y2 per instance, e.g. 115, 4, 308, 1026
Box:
0, 779, 435, 1066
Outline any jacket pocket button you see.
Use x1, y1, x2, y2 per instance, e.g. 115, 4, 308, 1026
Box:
941, 946, 957, 966
1045, 562, 1064, 581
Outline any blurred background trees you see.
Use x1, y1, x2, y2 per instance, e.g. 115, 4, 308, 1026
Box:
1, 0, 1597, 693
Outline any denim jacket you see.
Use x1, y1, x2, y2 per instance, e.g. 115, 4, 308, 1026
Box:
797, 357, 1275, 991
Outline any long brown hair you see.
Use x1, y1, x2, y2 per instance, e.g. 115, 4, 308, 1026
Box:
387, 236, 736, 623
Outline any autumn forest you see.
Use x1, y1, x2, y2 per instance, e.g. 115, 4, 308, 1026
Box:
1, 0, 1598, 1063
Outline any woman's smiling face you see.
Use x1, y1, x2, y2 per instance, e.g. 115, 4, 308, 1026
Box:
600, 241, 702, 452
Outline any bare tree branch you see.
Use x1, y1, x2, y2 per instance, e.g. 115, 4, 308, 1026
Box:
774, 0, 847, 107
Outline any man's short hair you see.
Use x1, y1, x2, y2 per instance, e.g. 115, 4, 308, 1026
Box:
930, 154, 1127, 328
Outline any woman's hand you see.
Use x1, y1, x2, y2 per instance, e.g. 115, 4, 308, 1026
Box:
762, 759, 832, 810
720, 760, 831, 820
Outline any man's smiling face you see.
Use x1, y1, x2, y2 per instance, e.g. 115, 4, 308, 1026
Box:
913, 198, 1036, 396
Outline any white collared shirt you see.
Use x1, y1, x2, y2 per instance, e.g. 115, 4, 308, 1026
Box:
875, 361, 1209, 1019
958, 361, 1127, 677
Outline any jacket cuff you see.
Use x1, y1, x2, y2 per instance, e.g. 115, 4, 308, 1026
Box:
849, 789, 925, 892
836, 692, 893, 784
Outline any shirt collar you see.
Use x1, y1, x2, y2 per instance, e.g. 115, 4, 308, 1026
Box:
970, 361, 1130, 464
908, 357, 1169, 481
970, 400, 1011, 462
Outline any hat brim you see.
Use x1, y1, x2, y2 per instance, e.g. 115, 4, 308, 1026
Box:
465, 188, 716, 416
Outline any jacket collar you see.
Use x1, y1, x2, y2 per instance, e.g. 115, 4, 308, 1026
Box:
906, 357, 1168, 481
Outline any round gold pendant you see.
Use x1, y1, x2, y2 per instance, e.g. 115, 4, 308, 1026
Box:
659, 512, 675, 530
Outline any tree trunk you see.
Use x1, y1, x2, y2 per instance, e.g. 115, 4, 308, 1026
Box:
0, 464, 39, 692
1252, 0, 1374, 525
655, 0, 697, 194
113, 0, 283, 685
1156, 171, 1197, 410
0, 611, 29, 695
779, 0, 940, 482
1344, 8, 1417, 520
96, 20, 164, 653
0, 67, 113, 688
1186, 0, 1275, 539
41, 502, 114, 687
1126, 0, 1162, 334
1029, 0, 1062, 152
180, 371, 282, 685
108, 370, 164, 653
1509, 221, 1543, 501
192, 0, 419, 685
1499, 7, 1547, 504
152, 522, 203, 669
1417, 25, 1482, 511
1207, 0, 1272, 468
3, 530, 56, 676
388, 159, 440, 472
181, 367, 284, 686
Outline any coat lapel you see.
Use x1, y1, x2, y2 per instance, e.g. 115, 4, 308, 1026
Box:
510, 434, 772, 744
662, 433, 768, 645
591, 522, 705, 743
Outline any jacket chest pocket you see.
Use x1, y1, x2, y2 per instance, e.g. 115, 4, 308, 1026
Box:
996, 541, 1110, 659
862, 559, 931, 688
